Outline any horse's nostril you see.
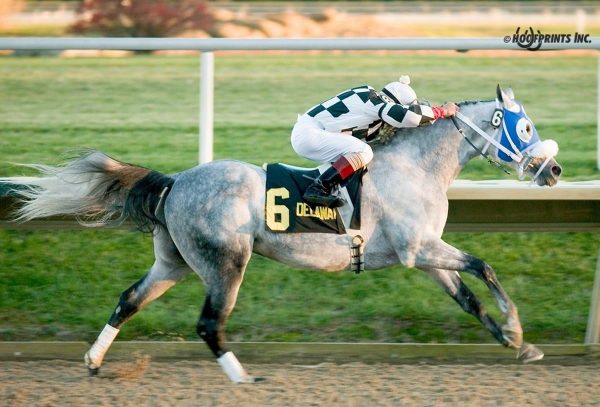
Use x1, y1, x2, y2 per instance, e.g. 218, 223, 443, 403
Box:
551, 165, 562, 177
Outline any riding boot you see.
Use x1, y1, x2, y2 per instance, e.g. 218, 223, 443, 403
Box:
303, 166, 347, 208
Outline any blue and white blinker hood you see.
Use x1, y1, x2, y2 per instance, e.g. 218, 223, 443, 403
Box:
497, 102, 540, 162
492, 86, 559, 181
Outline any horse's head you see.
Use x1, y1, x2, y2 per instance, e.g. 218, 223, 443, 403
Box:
494, 85, 562, 186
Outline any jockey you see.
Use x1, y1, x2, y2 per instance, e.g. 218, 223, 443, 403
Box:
291, 75, 459, 208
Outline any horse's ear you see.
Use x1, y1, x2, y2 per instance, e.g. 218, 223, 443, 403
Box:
505, 87, 515, 99
496, 84, 503, 102
496, 84, 516, 109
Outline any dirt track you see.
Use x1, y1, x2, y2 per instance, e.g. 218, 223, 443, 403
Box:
1, 358, 599, 406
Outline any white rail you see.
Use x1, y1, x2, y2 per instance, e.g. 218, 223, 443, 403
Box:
448, 180, 600, 200
1, 37, 599, 51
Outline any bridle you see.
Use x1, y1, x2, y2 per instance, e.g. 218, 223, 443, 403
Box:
450, 114, 511, 175
450, 102, 557, 184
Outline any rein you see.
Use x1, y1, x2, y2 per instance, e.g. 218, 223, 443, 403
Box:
450, 115, 511, 175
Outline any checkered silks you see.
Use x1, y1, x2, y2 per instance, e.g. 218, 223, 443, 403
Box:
305, 85, 436, 140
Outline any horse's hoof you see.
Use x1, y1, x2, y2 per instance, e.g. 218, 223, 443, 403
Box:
501, 325, 523, 349
517, 342, 544, 363
84, 351, 100, 376
218, 351, 265, 384
236, 376, 266, 384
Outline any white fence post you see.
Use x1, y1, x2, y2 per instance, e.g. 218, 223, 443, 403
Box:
576, 9, 586, 34
199, 51, 214, 164
585, 251, 600, 344
597, 55, 600, 171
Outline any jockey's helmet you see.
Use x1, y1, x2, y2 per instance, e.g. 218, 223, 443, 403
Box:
380, 75, 417, 105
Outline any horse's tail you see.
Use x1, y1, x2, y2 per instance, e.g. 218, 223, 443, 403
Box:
0, 150, 174, 232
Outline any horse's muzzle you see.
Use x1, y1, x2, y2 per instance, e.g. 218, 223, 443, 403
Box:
530, 157, 562, 187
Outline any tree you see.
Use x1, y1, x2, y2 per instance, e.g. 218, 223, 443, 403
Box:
69, 0, 214, 37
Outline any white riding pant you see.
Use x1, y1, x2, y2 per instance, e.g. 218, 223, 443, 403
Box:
291, 115, 374, 166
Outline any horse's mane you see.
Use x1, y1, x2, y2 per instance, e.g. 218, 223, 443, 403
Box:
457, 99, 494, 107
418, 99, 493, 107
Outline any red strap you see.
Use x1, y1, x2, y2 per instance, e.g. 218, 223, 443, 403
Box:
432, 106, 445, 120
332, 156, 355, 180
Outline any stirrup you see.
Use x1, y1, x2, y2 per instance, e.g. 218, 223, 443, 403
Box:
303, 188, 346, 208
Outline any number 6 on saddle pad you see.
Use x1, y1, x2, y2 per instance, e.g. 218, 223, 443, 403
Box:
264, 163, 363, 234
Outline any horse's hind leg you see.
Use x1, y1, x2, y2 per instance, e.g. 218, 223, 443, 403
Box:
197, 283, 260, 384
198, 253, 262, 383
85, 229, 191, 375
175, 235, 260, 383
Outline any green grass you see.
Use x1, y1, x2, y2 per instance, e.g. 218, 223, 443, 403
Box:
0, 23, 68, 37
0, 54, 598, 344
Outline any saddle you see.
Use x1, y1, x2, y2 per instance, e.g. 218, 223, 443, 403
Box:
264, 163, 363, 234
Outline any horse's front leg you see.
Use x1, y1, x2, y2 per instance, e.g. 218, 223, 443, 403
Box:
415, 239, 522, 346
414, 238, 543, 362
422, 267, 506, 345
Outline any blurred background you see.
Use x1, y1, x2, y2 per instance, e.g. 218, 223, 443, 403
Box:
0, 1, 599, 39
0, 1, 599, 348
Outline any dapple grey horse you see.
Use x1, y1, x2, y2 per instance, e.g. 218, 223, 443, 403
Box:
1, 86, 561, 383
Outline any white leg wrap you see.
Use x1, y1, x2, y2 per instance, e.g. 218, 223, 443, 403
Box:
217, 351, 250, 383
86, 324, 119, 368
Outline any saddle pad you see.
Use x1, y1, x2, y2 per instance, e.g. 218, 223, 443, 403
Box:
264, 163, 363, 234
